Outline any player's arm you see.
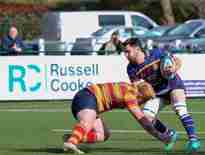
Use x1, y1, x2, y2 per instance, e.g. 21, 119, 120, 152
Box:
127, 104, 163, 141
127, 103, 171, 143
124, 86, 167, 142
128, 105, 155, 129
124, 88, 159, 140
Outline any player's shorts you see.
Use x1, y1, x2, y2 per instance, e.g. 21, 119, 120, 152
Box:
169, 74, 185, 90
156, 74, 185, 97
71, 88, 97, 119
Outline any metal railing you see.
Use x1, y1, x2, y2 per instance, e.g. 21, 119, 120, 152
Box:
0, 40, 205, 56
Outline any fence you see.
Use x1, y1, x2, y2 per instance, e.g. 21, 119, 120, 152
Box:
1, 40, 205, 56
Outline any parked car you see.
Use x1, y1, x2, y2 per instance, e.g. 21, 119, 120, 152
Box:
143, 25, 176, 38
71, 26, 148, 53
138, 25, 177, 50
154, 19, 205, 52
42, 11, 158, 44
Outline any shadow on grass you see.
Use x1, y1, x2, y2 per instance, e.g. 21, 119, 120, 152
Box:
107, 135, 205, 141
8, 146, 205, 155
10, 147, 64, 154
84, 146, 205, 155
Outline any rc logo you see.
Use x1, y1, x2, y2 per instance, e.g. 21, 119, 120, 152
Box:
9, 64, 42, 92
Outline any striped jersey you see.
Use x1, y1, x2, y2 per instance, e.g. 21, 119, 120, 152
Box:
127, 49, 184, 95
127, 49, 169, 93
87, 82, 140, 113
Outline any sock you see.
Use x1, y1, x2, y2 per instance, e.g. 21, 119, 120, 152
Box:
154, 119, 168, 133
83, 129, 97, 143
68, 123, 86, 145
180, 114, 198, 140
153, 119, 173, 143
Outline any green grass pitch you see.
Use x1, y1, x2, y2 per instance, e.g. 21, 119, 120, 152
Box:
0, 99, 204, 155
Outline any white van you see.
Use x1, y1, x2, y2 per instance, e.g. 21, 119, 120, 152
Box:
42, 11, 158, 43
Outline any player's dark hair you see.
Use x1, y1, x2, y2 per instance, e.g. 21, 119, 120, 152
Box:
123, 38, 142, 48
123, 38, 146, 54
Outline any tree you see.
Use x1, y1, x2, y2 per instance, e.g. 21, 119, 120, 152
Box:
193, 0, 205, 18
160, 0, 175, 25
0, 16, 11, 38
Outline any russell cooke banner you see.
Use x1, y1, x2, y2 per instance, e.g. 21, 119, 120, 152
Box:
0, 54, 204, 100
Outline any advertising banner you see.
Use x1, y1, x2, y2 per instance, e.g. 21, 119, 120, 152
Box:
0, 54, 204, 100
177, 54, 205, 97
0, 56, 129, 100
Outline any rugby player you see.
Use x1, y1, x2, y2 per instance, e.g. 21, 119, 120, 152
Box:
63, 81, 177, 154
124, 38, 201, 153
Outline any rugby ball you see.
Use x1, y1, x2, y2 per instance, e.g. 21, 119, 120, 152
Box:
160, 53, 175, 80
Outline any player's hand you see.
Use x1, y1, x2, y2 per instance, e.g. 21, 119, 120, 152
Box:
163, 57, 177, 74
163, 64, 176, 74
12, 43, 17, 48
16, 47, 22, 52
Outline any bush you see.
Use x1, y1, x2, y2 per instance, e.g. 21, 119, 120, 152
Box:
0, 3, 48, 40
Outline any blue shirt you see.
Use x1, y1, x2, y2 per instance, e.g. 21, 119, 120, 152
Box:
127, 48, 184, 95
1, 35, 26, 54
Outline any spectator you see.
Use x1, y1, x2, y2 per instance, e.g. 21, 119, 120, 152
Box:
1, 26, 26, 55
99, 31, 124, 55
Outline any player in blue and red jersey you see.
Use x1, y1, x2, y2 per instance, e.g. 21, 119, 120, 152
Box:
124, 38, 200, 153
63, 81, 177, 154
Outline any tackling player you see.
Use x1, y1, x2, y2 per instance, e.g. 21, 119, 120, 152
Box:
123, 38, 201, 153
63, 81, 177, 154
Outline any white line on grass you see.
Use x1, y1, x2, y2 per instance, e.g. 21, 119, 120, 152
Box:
0, 109, 204, 114
52, 129, 205, 135
0, 109, 68, 112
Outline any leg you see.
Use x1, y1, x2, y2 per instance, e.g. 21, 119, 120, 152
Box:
143, 98, 171, 134
170, 89, 200, 152
64, 109, 97, 154
143, 98, 178, 151
92, 117, 110, 142
83, 117, 110, 143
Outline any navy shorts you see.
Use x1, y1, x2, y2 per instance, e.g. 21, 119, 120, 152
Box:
168, 74, 185, 90
156, 74, 185, 100
71, 88, 97, 119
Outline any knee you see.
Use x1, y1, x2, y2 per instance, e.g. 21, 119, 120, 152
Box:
79, 120, 93, 132
170, 89, 186, 103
